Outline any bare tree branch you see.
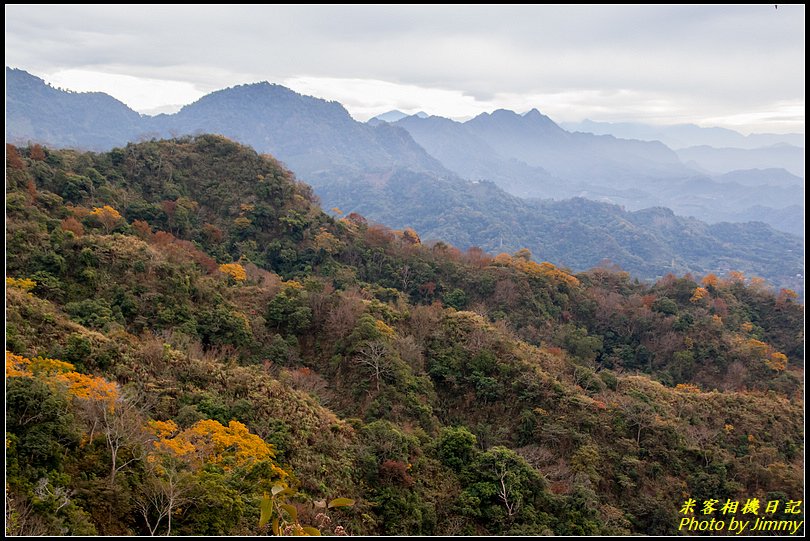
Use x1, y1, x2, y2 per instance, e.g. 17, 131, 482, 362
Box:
353, 341, 392, 392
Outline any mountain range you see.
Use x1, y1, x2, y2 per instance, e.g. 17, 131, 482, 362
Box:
561, 118, 804, 150
675, 144, 804, 177
386, 112, 803, 235
5, 67, 804, 288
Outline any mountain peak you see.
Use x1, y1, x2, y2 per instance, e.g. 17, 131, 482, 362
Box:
371, 109, 409, 123
371, 110, 431, 124
175, 80, 354, 122
523, 107, 560, 128
468, 107, 562, 134
490, 108, 521, 118
200, 80, 297, 98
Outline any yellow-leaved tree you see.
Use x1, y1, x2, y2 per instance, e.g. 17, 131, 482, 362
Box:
90, 205, 124, 233
6, 351, 117, 405
149, 418, 284, 474
5, 351, 143, 486
139, 418, 286, 535
6, 277, 36, 292
219, 262, 247, 282
690, 287, 709, 303
701, 273, 719, 288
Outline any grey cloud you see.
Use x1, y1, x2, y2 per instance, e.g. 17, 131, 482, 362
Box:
4, 4, 804, 132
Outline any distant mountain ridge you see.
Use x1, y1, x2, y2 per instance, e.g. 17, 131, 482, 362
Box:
391, 111, 804, 235
369, 110, 429, 124
562, 118, 804, 150
5, 67, 804, 286
676, 144, 804, 177
148, 82, 447, 178
311, 169, 803, 292
393, 109, 690, 196
5, 67, 143, 149
464, 108, 685, 182
6, 69, 447, 178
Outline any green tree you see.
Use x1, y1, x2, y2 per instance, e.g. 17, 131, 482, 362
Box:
443, 288, 468, 310
459, 446, 549, 531
436, 426, 477, 472
266, 282, 312, 334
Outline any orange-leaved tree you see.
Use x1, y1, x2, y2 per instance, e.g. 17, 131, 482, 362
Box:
5, 351, 144, 486
149, 418, 284, 474
90, 205, 124, 233
689, 287, 709, 303
139, 418, 287, 535
219, 262, 247, 282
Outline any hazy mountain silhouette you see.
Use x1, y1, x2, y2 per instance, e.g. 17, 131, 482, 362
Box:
677, 144, 804, 177
715, 168, 803, 188
5, 67, 144, 149
563, 118, 804, 150
371, 110, 429, 122
395, 108, 688, 192
146, 82, 447, 178
460, 109, 689, 184
370, 109, 410, 123
391, 111, 804, 234
5, 67, 803, 281
392, 113, 560, 197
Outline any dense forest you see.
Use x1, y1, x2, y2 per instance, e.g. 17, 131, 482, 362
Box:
5, 136, 804, 535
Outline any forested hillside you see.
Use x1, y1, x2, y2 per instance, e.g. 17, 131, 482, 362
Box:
313, 168, 804, 292
5, 137, 804, 535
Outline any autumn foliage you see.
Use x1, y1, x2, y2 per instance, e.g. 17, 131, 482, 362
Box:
60, 216, 85, 237
29, 143, 46, 161
148, 418, 285, 476
701, 273, 719, 288
6, 144, 26, 169
492, 251, 580, 287
90, 205, 124, 232
6, 277, 36, 292
151, 230, 219, 273
765, 352, 788, 372
219, 262, 247, 282
674, 383, 701, 393
689, 286, 709, 303
4, 138, 803, 537
6, 351, 118, 406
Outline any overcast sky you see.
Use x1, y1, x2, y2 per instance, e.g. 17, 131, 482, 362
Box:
5, 5, 805, 133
